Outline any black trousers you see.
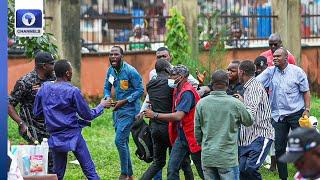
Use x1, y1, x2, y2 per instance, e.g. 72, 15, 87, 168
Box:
272, 109, 303, 180
141, 122, 194, 180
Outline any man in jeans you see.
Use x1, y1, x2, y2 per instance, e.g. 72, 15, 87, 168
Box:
104, 46, 144, 180
139, 47, 195, 180
144, 65, 204, 179
194, 70, 253, 180
257, 47, 311, 180
237, 60, 274, 179
141, 59, 193, 179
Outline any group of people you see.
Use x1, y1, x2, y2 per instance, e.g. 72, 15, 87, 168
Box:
8, 33, 318, 180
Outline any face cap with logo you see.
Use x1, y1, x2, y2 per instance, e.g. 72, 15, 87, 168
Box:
35, 51, 56, 65
169, 65, 189, 78
254, 56, 267, 68
279, 127, 320, 163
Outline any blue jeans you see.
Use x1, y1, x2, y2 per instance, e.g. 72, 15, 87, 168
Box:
142, 123, 194, 180
239, 137, 273, 180
167, 128, 203, 179
153, 170, 162, 180
114, 113, 134, 176
202, 166, 239, 180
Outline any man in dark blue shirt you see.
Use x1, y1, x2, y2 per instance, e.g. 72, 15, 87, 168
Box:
34, 60, 109, 180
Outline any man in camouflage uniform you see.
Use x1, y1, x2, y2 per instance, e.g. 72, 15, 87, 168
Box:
8, 51, 56, 173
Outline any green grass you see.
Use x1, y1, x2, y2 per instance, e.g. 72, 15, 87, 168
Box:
8, 96, 320, 180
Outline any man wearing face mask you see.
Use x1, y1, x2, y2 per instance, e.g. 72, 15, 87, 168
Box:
139, 47, 199, 118
260, 33, 296, 66
104, 46, 144, 180
257, 47, 311, 180
144, 65, 204, 179
139, 47, 195, 180
141, 59, 194, 180
8, 51, 56, 173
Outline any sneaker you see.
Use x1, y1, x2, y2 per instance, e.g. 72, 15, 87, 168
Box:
119, 174, 128, 180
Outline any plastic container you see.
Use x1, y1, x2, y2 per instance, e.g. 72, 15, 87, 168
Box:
21, 149, 30, 175
41, 138, 49, 174
29, 144, 45, 175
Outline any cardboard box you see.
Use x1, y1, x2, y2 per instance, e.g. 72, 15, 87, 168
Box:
23, 174, 57, 180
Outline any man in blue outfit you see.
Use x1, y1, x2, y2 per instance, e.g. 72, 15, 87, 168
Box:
34, 60, 108, 180
104, 46, 144, 180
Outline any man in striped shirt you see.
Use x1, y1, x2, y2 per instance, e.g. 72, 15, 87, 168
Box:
236, 60, 275, 180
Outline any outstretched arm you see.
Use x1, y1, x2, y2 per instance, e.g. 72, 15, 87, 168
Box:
74, 89, 106, 120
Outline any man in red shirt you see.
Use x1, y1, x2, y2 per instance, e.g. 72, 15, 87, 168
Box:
143, 65, 204, 179
260, 34, 296, 66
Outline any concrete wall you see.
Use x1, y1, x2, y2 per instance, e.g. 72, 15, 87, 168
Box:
8, 47, 320, 97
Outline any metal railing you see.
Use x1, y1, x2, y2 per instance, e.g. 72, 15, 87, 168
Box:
198, 0, 277, 49
80, 0, 169, 52
301, 0, 320, 46
8, 0, 320, 55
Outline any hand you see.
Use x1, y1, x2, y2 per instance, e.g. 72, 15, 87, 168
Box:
143, 109, 155, 119
196, 68, 207, 86
113, 99, 128, 111
302, 110, 310, 118
101, 98, 113, 108
18, 121, 28, 136
135, 113, 143, 121
197, 86, 211, 97
100, 98, 110, 108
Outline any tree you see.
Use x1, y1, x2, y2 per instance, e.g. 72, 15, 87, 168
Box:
165, 7, 191, 65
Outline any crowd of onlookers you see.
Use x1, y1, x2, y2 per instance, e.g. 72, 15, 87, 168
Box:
7, 33, 320, 180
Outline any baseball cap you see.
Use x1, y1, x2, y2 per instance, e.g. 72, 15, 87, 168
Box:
254, 56, 267, 67
279, 128, 320, 163
169, 65, 189, 78
35, 51, 56, 64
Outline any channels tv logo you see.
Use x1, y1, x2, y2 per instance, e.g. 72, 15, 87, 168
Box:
15, 9, 43, 36
22, 12, 36, 26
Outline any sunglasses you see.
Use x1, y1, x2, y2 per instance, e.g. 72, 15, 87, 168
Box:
269, 43, 278, 47
157, 55, 167, 59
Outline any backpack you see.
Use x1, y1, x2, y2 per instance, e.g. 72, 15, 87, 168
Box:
130, 116, 153, 163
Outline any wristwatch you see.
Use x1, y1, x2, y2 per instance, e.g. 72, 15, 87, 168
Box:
153, 112, 159, 119
305, 108, 310, 112
18, 121, 24, 127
